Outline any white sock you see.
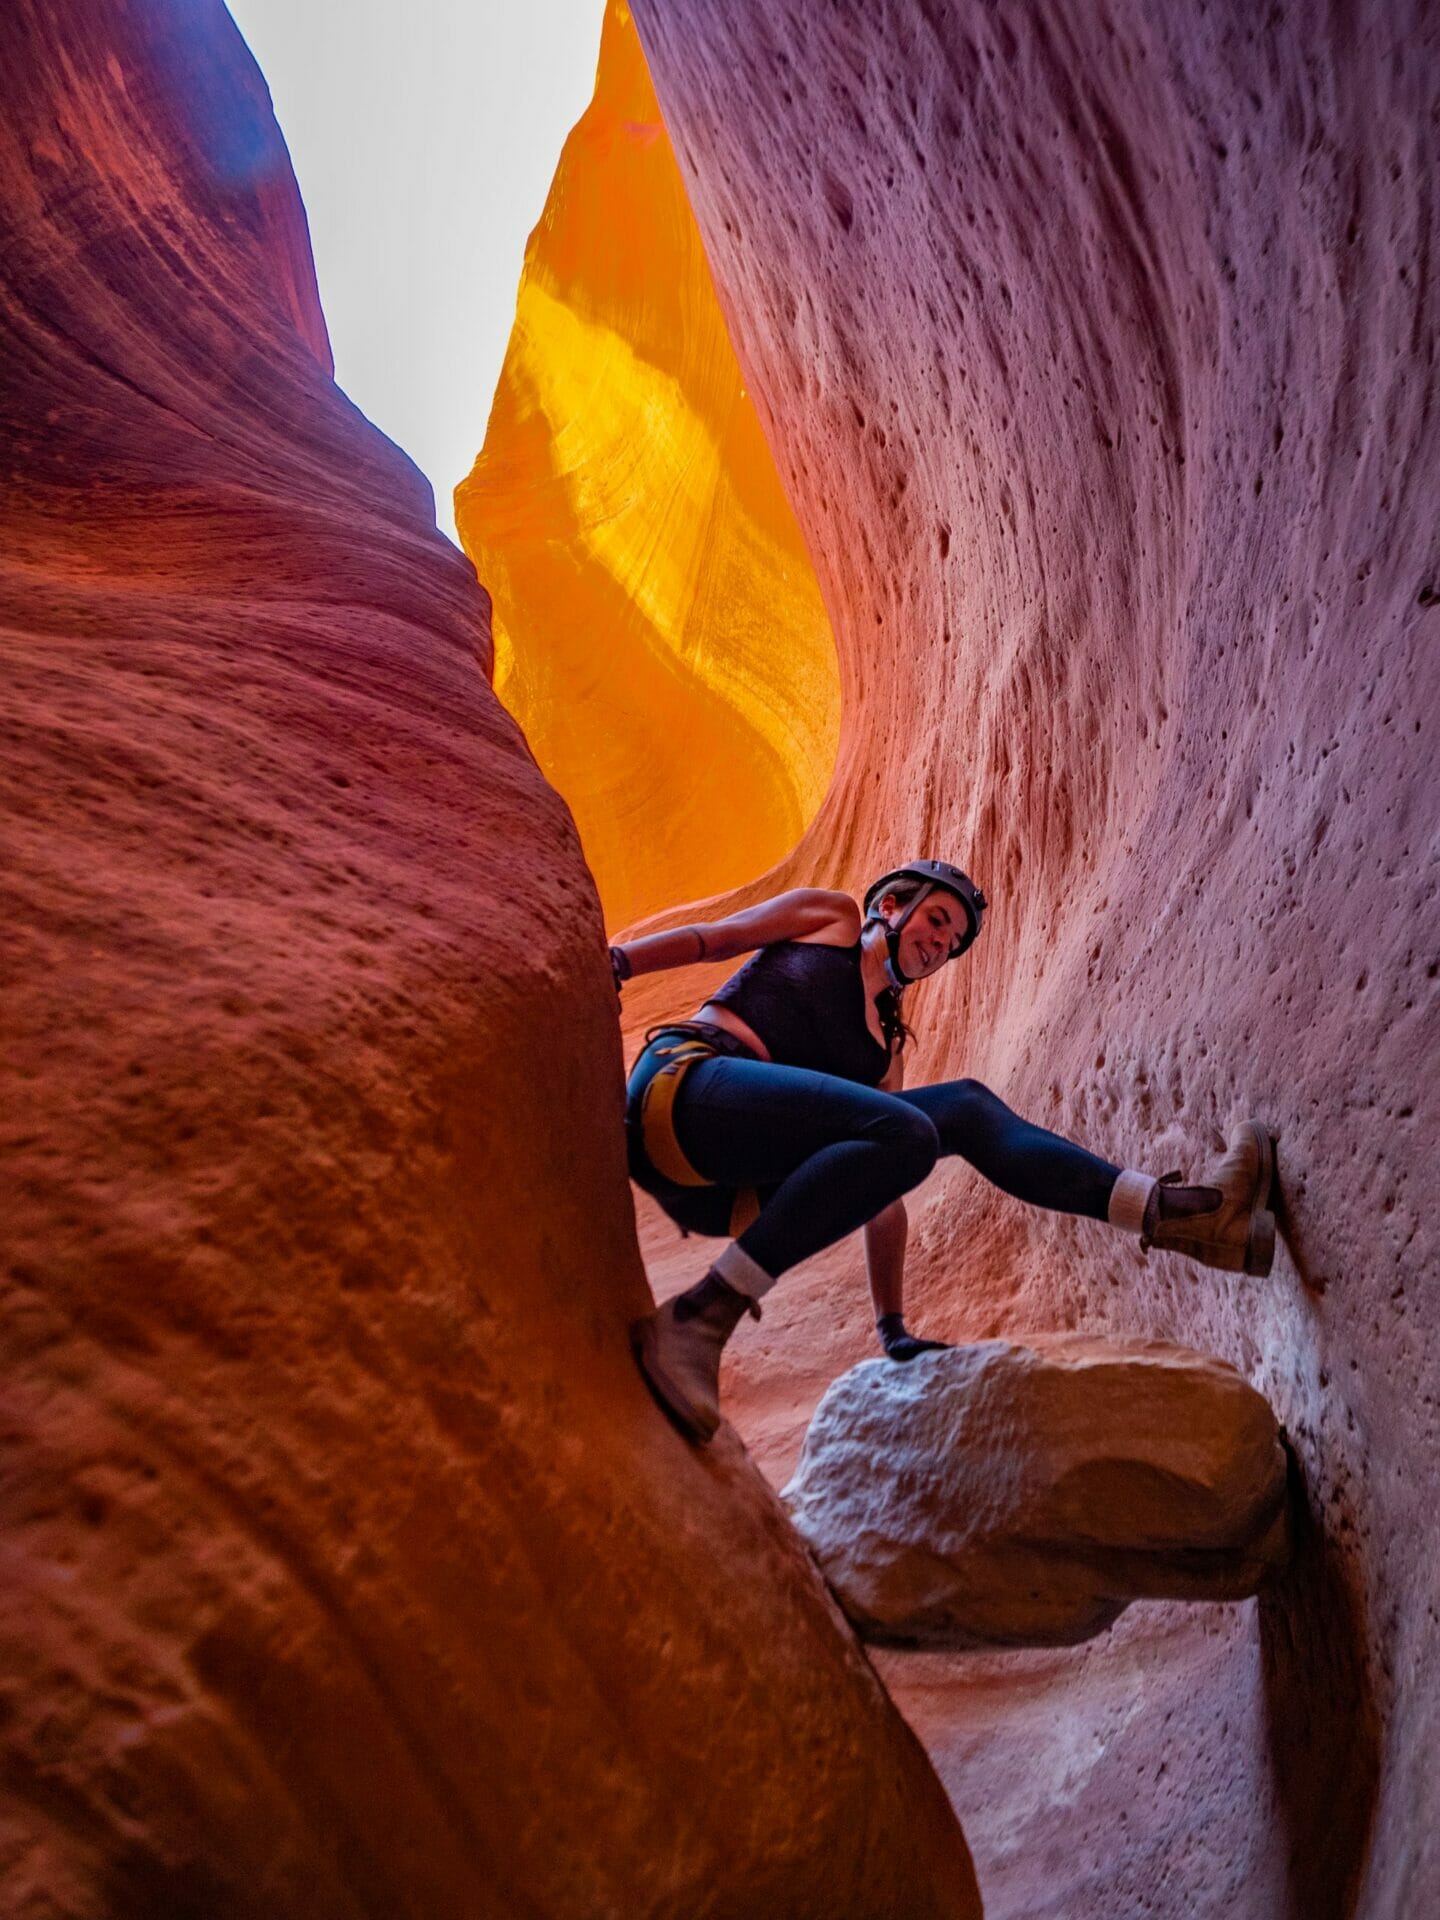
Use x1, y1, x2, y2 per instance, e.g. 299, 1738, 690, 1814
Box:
712, 1240, 776, 1302
1107, 1169, 1157, 1235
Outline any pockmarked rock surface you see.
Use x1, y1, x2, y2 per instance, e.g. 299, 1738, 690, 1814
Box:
0, 5, 977, 1915
785, 1339, 1291, 1650
622, 1, 1437, 1913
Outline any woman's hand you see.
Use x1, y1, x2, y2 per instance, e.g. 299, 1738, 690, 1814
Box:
610, 945, 632, 996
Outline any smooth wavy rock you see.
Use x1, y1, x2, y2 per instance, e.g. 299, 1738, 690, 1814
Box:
785, 1340, 1291, 1649
457, 0, 840, 934
0, 4, 975, 1915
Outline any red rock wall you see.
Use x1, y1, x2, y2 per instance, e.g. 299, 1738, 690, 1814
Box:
627, 2, 1437, 1914
0, 4, 976, 1913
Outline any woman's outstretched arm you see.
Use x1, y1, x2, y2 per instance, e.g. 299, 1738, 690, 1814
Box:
612, 888, 859, 980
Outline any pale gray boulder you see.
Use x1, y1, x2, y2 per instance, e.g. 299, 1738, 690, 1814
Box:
783, 1339, 1291, 1649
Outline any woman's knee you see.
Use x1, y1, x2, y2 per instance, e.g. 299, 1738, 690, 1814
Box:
902, 1076, 1014, 1160
883, 1105, 941, 1184
934, 1076, 1007, 1130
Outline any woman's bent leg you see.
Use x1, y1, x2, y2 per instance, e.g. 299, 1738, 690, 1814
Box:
898, 1077, 1121, 1220
673, 1057, 940, 1281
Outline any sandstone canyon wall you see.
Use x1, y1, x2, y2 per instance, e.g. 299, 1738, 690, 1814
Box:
0, 3, 976, 1914
620, 2, 1438, 1915
458, 1, 840, 934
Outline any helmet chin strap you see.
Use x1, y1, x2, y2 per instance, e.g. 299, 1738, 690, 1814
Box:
873, 883, 934, 990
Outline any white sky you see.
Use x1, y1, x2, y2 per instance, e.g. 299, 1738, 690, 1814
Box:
226, 0, 605, 542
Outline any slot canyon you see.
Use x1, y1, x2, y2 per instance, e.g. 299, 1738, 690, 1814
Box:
2, 2, 1435, 1917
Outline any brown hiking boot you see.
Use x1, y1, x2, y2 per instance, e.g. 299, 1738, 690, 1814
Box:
1141, 1120, 1277, 1277
631, 1275, 756, 1444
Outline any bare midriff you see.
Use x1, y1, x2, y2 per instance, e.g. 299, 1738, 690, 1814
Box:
692, 999, 772, 1060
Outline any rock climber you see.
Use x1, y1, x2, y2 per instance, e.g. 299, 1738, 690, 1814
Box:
613, 860, 1276, 1444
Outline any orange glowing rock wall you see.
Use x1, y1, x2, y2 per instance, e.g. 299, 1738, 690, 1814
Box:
0, 3, 976, 1914
626, 1, 1438, 1916
456, 0, 840, 934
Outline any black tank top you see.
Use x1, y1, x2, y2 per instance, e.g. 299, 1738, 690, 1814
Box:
706, 939, 893, 1086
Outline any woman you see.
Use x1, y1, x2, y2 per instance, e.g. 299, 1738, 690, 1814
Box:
614, 859, 1276, 1445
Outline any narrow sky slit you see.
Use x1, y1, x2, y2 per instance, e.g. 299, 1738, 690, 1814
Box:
226, 0, 605, 541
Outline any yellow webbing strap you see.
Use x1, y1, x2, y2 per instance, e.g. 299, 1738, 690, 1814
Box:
639, 1037, 760, 1234
639, 1039, 716, 1187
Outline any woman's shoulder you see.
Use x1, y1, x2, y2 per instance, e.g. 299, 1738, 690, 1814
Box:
710, 887, 860, 954
788, 890, 863, 948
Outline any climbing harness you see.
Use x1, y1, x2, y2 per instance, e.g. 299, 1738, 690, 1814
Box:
638, 1031, 716, 1188
635, 1026, 760, 1236
863, 858, 988, 987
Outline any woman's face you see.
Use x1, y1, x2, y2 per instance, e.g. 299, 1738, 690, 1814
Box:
882, 889, 966, 979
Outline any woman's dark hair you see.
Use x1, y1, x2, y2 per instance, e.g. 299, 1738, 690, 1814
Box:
871, 874, 930, 1054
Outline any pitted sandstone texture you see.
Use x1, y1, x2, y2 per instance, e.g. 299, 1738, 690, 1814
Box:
784, 1339, 1291, 1649
624, 2, 1437, 1915
0, 4, 976, 1915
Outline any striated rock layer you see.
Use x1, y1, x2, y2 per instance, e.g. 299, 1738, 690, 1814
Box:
785, 1339, 1291, 1649
0, 4, 976, 1915
457, 0, 840, 934
625, 1, 1438, 1915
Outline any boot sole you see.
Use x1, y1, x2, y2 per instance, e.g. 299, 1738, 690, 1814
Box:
1240, 1121, 1277, 1277
1245, 1120, 1276, 1209
1244, 1208, 1276, 1277
630, 1317, 718, 1445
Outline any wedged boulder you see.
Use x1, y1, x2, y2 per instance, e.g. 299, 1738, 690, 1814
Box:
784, 1339, 1291, 1650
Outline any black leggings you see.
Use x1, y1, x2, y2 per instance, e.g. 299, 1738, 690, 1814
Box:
652, 1050, 1122, 1279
